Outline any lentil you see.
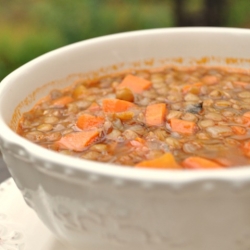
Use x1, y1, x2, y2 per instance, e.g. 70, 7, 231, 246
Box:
17, 66, 250, 169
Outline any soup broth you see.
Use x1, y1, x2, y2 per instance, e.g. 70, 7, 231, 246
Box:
17, 66, 250, 169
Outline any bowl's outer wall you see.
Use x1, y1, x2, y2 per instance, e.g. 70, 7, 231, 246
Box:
1, 28, 250, 249
4, 147, 250, 250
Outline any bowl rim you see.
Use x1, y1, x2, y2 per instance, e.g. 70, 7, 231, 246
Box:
2, 26, 250, 184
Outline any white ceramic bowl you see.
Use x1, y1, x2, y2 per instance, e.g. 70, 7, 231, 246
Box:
1, 27, 250, 250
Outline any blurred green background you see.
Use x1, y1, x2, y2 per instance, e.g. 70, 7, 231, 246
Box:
0, 0, 250, 81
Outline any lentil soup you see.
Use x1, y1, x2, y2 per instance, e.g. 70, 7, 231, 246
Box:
17, 66, 250, 169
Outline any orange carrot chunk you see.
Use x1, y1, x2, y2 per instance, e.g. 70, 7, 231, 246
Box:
76, 114, 105, 130
242, 141, 250, 157
243, 111, 250, 118
145, 103, 167, 126
243, 111, 250, 125
102, 98, 135, 113
57, 130, 99, 151
233, 81, 250, 88
51, 96, 73, 107
231, 126, 246, 135
117, 74, 152, 93
213, 158, 232, 167
202, 75, 218, 85
242, 112, 250, 128
170, 118, 197, 135
135, 153, 182, 170
130, 137, 146, 147
88, 102, 101, 112
182, 156, 223, 169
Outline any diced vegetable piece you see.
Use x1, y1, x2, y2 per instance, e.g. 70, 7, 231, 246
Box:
242, 141, 250, 157
135, 153, 182, 169
243, 111, 250, 125
130, 137, 146, 147
182, 156, 223, 169
117, 74, 152, 93
76, 114, 105, 130
233, 81, 249, 88
202, 75, 218, 85
102, 98, 135, 113
231, 126, 246, 135
145, 103, 167, 126
88, 102, 101, 111
51, 96, 73, 106
57, 130, 99, 151
170, 118, 197, 134
243, 111, 250, 118
213, 158, 232, 167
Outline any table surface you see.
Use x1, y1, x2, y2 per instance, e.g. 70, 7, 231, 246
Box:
0, 155, 11, 183
0, 178, 70, 250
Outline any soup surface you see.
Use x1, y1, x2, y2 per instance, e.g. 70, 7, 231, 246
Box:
17, 66, 250, 169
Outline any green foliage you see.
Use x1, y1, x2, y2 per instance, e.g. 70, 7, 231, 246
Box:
0, 0, 174, 80
227, 0, 250, 27
0, 28, 65, 80
0, 0, 249, 81
32, 0, 173, 43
